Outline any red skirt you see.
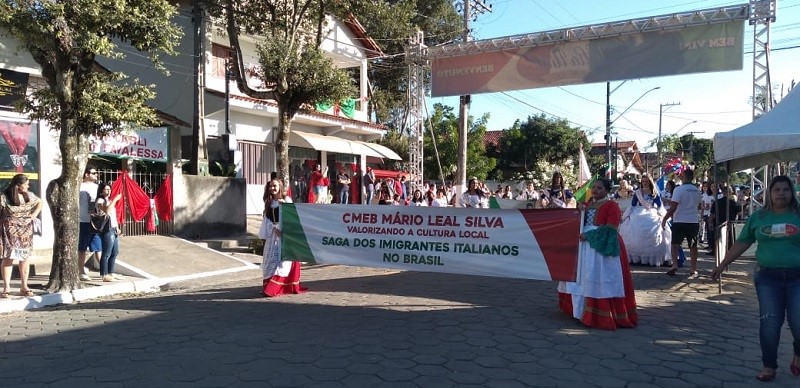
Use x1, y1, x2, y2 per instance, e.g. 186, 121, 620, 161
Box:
558, 240, 638, 330
262, 261, 306, 297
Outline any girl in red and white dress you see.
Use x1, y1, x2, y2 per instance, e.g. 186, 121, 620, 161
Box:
558, 178, 638, 330
260, 179, 305, 297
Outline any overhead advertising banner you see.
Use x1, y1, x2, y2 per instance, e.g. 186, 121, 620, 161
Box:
89, 127, 168, 162
0, 69, 30, 111
281, 204, 581, 281
432, 21, 744, 97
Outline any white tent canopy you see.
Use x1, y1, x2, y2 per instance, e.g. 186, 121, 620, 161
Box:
713, 87, 800, 172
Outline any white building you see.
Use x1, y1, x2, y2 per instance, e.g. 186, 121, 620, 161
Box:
99, 7, 400, 214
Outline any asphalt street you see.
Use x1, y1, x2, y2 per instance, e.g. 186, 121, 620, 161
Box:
1, 255, 798, 387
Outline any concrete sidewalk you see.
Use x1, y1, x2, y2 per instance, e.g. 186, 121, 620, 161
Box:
0, 234, 260, 314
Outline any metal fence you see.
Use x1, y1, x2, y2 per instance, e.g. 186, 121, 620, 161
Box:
96, 170, 173, 236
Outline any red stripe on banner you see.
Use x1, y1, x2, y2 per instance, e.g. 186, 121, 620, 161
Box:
520, 209, 581, 282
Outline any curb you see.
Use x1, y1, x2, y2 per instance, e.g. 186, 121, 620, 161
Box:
0, 265, 258, 314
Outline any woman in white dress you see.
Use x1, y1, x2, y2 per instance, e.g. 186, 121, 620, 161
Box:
409, 189, 428, 206
461, 178, 489, 208
260, 179, 304, 297
619, 175, 671, 266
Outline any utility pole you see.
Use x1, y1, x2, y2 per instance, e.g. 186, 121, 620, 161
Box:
606, 82, 659, 180
657, 102, 680, 169
455, 0, 491, 192
605, 82, 612, 179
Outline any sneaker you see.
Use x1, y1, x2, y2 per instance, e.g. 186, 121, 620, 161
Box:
102, 275, 113, 282
80, 274, 92, 281
111, 274, 122, 280
688, 271, 700, 279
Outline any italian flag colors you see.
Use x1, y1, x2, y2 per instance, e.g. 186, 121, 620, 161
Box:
281, 204, 581, 282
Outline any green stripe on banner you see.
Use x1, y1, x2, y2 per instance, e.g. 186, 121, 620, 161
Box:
489, 197, 500, 209
280, 203, 316, 263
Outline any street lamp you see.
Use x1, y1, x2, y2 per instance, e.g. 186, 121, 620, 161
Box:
656, 102, 680, 169
606, 83, 660, 180
675, 120, 698, 135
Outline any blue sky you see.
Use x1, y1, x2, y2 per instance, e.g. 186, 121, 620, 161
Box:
428, 0, 800, 151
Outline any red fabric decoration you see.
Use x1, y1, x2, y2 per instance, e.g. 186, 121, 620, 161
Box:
154, 174, 173, 221
110, 175, 126, 226
146, 206, 156, 232
115, 171, 151, 222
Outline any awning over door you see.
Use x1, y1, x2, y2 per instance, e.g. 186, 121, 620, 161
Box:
357, 141, 402, 160
290, 130, 354, 154
289, 131, 402, 160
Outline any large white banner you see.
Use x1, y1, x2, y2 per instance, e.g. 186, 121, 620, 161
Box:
89, 127, 168, 162
282, 204, 581, 281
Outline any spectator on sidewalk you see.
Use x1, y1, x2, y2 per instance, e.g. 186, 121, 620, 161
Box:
95, 183, 122, 282
78, 166, 102, 281
1, 174, 43, 298
363, 167, 375, 205
337, 169, 350, 204
708, 186, 740, 255
711, 175, 800, 382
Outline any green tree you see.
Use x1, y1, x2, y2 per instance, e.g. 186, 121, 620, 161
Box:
495, 115, 592, 185
219, 0, 353, 188
0, 0, 181, 291
657, 134, 714, 179
331, 0, 461, 127
376, 130, 408, 171
424, 104, 496, 183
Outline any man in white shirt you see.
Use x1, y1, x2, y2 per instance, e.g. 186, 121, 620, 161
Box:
78, 166, 102, 281
662, 168, 702, 277
516, 181, 540, 201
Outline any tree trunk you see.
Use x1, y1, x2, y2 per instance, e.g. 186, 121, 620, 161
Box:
44, 118, 87, 292
276, 108, 292, 192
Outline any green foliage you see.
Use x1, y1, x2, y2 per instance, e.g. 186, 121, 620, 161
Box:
330, 0, 462, 127
212, 161, 237, 178
1, 0, 181, 136
217, 0, 354, 184
423, 104, 496, 182
376, 129, 408, 170
659, 134, 714, 178
254, 37, 353, 118
0, 0, 181, 292
249, 238, 265, 256
494, 114, 591, 184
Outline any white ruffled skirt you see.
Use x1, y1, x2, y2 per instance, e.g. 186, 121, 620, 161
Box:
619, 207, 671, 266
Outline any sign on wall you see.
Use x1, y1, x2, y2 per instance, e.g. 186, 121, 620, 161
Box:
89, 127, 168, 162
0, 118, 39, 194
432, 21, 744, 97
0, 69, 30, 111
281, 204, 582, 281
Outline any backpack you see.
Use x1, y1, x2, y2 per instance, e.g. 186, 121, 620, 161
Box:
89, 208, 110, 234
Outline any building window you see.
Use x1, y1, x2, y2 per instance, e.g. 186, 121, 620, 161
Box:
211, 43, 232, 79
239, 141, 275, 186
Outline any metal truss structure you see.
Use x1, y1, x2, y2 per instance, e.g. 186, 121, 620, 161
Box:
405, 3, 776, 195
428, 4, 749, 58
747, 0, 777, 215
404, 30, 427, 190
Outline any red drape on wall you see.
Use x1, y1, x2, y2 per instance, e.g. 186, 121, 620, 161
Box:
110, 176, 125, 225
154, 174, 173, 221
111, 171, 151, 223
